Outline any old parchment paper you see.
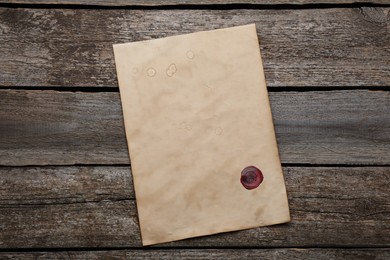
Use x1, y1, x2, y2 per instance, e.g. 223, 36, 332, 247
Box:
113, 24, 290, 246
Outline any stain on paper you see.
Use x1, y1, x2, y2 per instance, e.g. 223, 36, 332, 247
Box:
215, 127, 223, 136
147, 68, 156, 77
166, 63, 177, 77
186, 50, 195, 59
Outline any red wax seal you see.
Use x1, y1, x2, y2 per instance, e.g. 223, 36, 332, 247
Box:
240, 166, 263, 190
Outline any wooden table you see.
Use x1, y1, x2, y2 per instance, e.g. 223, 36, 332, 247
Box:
0, 0, 389, 259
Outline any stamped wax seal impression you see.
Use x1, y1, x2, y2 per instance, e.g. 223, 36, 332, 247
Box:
240, 166, 264, 190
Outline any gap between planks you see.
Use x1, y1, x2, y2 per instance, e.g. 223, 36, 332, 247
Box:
0, 86, 389, 93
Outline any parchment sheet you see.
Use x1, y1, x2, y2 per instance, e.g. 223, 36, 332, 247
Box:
113, 24, 290, 246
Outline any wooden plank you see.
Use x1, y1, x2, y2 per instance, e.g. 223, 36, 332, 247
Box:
0, 7, 389, 88
2, 0, 390, 6
1, 248, 390, 259
0, 166, 133, 205
0, 90, 127, 165
0, 89, 389, 166
0, 166, 389, 248
1, 166, 389, 204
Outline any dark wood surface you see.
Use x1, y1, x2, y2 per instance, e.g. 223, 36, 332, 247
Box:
0, 7, 389, 88
1, 249, 390, 259
2, 0, 390, 6
1, 90, 389, 166
0, 0, 389, 259
1, 166, 389, 248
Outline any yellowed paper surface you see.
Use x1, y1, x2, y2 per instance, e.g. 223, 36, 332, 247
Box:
113, 24, 290, 246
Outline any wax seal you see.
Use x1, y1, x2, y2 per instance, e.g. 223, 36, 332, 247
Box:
240, 166, 263, 190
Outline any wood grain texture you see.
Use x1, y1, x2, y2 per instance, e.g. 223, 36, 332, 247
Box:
0, 166, 133, 205
2, 0, 390, 6
0, 7, 389, 88
0, 166, 389, 247
1, 248, 390, 260
0, 89, 389, 166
